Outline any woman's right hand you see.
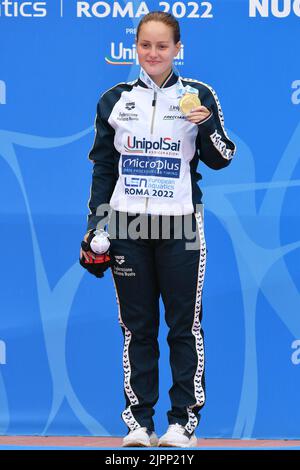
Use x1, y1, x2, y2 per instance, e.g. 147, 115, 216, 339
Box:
79, 231, 113, 278
80, 232, 96, 261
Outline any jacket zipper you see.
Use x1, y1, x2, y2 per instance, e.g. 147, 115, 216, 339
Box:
150, 91, 157, 134
145, 91, 157, 212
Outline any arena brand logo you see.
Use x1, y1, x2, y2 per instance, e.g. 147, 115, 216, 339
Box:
0, 80, 6, 105
0, 340, 6, 365
210, 130, 234, 160
291, 80, 300, 104
0, 0, 47, 17
125, 101, 135, 110
291, 340, 300, 365
249, 0, 300, 17
105, 42, 184, 65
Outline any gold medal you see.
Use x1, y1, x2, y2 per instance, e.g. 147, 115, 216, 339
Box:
179, 93, 201, 115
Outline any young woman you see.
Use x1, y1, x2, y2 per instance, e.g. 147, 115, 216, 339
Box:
80, 11, 236, 448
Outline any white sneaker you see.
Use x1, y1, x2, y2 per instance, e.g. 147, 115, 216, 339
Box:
158, 423, 198, 448
122, 427, 159, 447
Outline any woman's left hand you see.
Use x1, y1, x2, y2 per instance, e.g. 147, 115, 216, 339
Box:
185, 106, 212, 125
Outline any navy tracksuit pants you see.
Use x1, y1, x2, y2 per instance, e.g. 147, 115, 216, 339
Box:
109, 211, 206, 435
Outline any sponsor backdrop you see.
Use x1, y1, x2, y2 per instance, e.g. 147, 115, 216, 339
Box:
0, 0, 299, 439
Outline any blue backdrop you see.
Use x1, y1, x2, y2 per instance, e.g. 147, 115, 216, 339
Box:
0, 0, 300, 439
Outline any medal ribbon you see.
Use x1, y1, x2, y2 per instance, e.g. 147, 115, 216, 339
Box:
139, 64, 198, 99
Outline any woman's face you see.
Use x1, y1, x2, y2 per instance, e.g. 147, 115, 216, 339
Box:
136, 21, 181, 84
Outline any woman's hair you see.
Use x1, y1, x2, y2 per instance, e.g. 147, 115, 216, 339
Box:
136, 11, 181, 44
